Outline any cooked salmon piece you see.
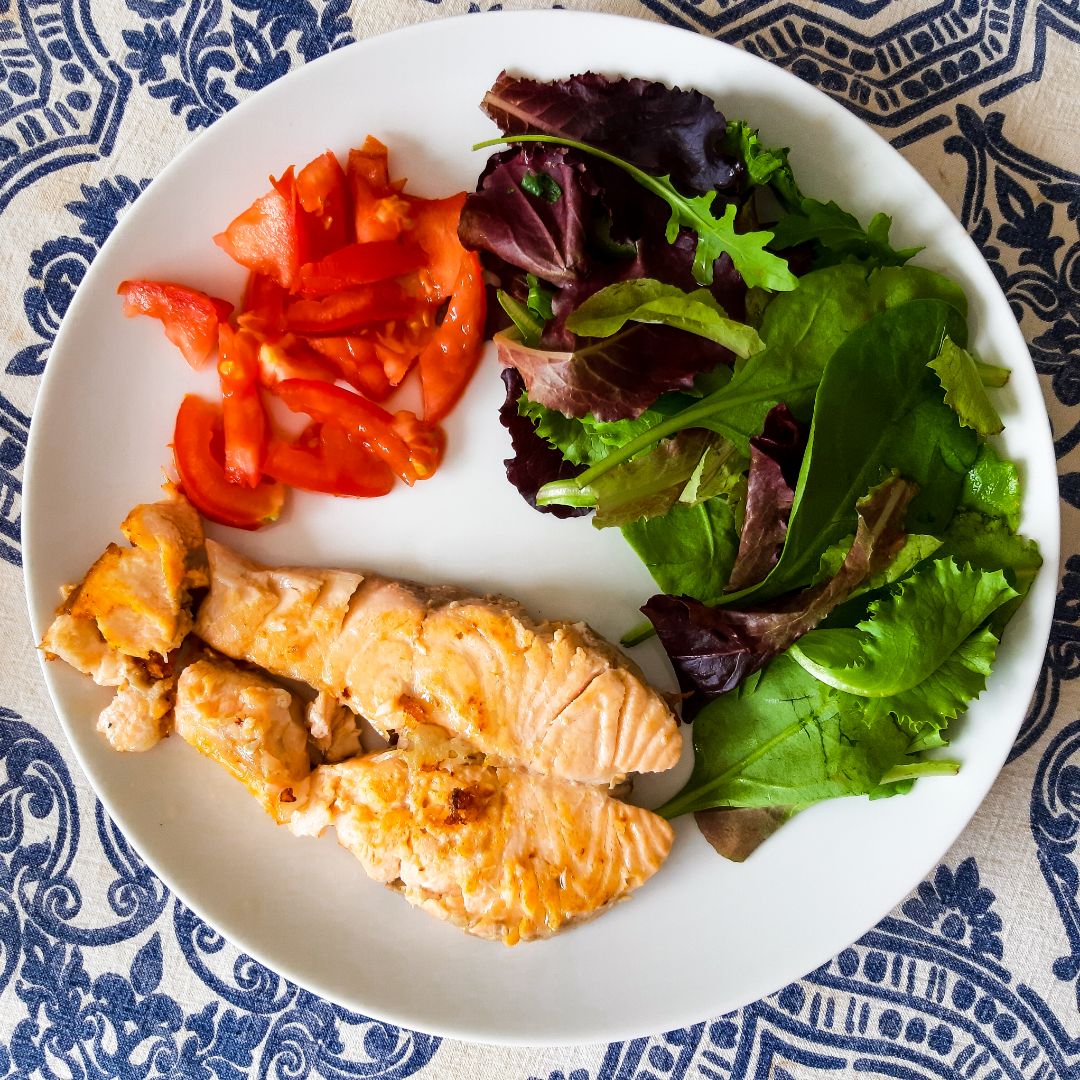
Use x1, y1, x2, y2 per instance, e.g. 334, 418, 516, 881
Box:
195, 541, 681, 785
289, 739, 674, 943
175, 657, 311, 822
40, 491, 207, 752
306, 692, 362, 764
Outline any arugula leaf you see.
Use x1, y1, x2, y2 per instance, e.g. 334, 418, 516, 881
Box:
790, 559, 1017, 698
730, 299, 970, 603
960, 443, 1021, 530
656, 653, 914, 818
622, 497, 741, 605
770, 199, 923, 269
929, 336, 1004, 436
564, 279, 765, 359
475, 134, 798, 291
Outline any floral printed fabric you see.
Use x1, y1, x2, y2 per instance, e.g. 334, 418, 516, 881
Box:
0, 1, 1078, 1076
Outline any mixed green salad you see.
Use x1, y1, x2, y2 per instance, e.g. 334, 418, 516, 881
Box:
459, 72, 1041, 859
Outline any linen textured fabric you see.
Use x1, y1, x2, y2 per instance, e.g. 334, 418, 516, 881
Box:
0, 1, 1077, 1076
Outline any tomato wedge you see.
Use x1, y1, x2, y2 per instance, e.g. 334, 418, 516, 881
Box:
273, 379, 422, 484
217, 325, 269, 486
348, 137, 411, 243
264, 422, 395, 497
297, 240, 426, 296
214, 168, 308, 291
296, 150, 351, 258
285, 282, 415, 334
405, 193, 468, 301
173, 395, 285, 529
417, 250, 486, 422
257, 338, 339, 387
304, 335, 392, 400
118, 280, 232, 369
238, 272, 288, 338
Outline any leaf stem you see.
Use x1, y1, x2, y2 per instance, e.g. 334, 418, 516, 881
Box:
880, 759, 960, 783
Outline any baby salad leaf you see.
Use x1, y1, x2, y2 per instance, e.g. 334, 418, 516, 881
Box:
770, 199, 923, 269
730, 299, 970, 604
496, 322, 726, 421
656, 652, 914, 819
580, 430, 746, 528
960, 444, 1021, 530
813, 534, 943, 597
475, 134, 797, 292
643, 475, 916, 706
929, 336, 1004, 436
789, 559, 1017, 698
481, 71, 742, 197
725, 120, 794, 192
622, 497, 741, 606
497, 370, 589, 518
726, 404, 807, 592
564, 279, 765, 359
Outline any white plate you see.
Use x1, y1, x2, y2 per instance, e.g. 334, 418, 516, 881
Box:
23, 11, 1059, 1046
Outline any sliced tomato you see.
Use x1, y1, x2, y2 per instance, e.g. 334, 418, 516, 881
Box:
348, 137, 411, 243
256, 337, 338, 387
285, 282, 415, 334
297, 240, 426, 296
214, 168, 308, 291
173, 395, 285, 529
371, 309, 436, 388
304, 335, 392, 400
117, 280, 232, 369
273, 379, 420, 484
217, 325, 269, 487
391, 410, 445, 480
238, 272, 288, 338
264, 422, 395, 497
417, 250, 486, 422
296, 150, 351, 258
405, 192, 468, 301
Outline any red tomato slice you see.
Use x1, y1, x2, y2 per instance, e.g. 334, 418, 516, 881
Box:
217, 326, 269, 487
256, 338, 339, 387
173, 395, 285, 529
304, 335, 393, 400
214, 168, 308, 292
117, 280, 232, 369
285, 282, 415, 334
272, 379, 420, 484
348, 137, 411, 243
264, 422, 395, 498
417, 250, 486, 422
238, 272, 288, 338
296, 150, 351, 258
405, 193, 468, 301
296, 240, 426, 296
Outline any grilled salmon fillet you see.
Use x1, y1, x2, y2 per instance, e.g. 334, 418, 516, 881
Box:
41, 492, 206, 751
195, 540, 681, 785
175, 658, 312, 822
289, 743, 674, 944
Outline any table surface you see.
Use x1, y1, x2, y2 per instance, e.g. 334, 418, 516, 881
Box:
0, 1, 1077, 1076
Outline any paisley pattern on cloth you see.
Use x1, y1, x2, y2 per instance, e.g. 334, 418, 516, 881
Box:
0, 1, 1077, 1076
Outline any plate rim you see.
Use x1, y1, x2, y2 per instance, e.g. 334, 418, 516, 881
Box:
21, 8, 1061, 1046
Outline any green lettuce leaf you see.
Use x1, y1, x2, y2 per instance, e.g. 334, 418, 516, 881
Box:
960, 443, 1021, 530
770, 199, 923, 268
929, 335, 1004, 436
789, 559, 1017, 699
564, 279, 765, 359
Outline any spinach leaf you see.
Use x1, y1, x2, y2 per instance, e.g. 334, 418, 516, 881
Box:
656, 652, 914, 818
475, 133, 798, 291
564, 279, 765, 358
730, 299, 970, 603
622, 497, 741, 605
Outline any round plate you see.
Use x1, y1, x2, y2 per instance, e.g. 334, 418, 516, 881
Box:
23, 10, 1059, 1046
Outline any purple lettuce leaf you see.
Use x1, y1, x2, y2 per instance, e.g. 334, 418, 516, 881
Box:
481, 71, 742, 196
495, 323, 728, 422
643, 475, 916, 712
459, 145, 594, 288
726, 404, 807, 591
497, 369, 589, 518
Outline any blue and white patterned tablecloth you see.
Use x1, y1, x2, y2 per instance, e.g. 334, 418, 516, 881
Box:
1, 1, 1078, 1076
